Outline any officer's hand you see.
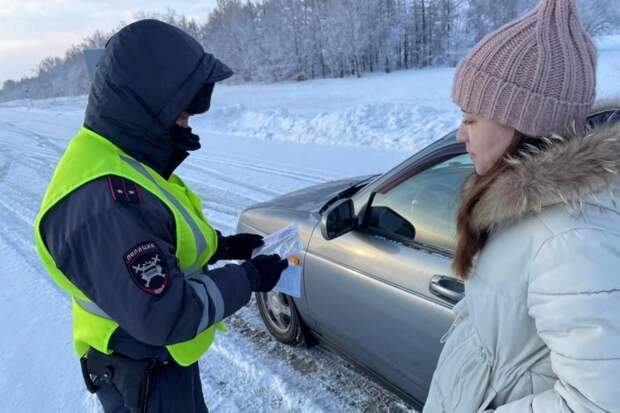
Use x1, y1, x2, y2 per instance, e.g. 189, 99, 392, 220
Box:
245, 254, 288, 292
224, 233, 264, 260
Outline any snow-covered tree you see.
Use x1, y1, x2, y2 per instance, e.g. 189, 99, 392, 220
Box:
1, 0, 618, 101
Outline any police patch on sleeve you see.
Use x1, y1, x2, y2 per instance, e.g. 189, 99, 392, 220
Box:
123, 241, 169, 295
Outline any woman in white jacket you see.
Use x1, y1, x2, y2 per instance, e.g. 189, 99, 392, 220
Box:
423, 0, 620, 412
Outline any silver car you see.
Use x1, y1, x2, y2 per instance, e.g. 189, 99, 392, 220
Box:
235, 109, 618, 409
236, 129, 467, 409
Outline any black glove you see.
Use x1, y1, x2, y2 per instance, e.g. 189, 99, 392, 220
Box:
244, 254, 289, 292
209, 232, 264, 263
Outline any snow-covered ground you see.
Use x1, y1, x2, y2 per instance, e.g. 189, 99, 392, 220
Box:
1, 34, 618, 413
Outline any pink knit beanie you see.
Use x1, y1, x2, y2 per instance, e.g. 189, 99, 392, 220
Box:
452, 0, 597, 137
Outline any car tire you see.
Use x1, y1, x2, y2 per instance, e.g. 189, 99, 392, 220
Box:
256, 291, 304, 345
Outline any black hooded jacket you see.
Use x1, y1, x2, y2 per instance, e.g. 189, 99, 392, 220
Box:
85, 19, 232, 179
41, 20, 256, 358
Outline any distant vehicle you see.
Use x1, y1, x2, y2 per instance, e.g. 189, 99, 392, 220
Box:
236, 109, 620, 408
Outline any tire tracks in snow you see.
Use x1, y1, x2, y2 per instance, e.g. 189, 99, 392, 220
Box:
0, 173, 46, 271
197, 155, 330, 184
0, 115, 417, 412
0, 184, 62, 299
182, 162, 284, 198
0, 154, 13, 182
175, 178, 267, 234
194, 149, 341, 183
1, 121, 66, 155
199, 305, 415, 413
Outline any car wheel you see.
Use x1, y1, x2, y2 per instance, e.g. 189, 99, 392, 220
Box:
256, 291, 303, 345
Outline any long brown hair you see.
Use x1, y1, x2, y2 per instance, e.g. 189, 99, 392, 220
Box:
452, 130, 536, 279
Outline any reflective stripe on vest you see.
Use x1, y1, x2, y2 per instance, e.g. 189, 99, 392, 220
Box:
120, 154, 207, 274
73, 155, 213, 324
76, 272, 226, 338
34, 127, 224, 366
75, 297, 109, 318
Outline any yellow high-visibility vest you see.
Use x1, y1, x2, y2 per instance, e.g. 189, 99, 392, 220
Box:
34, 126, 225, 366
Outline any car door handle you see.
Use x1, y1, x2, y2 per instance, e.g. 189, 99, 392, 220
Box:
429, 275, 464, 303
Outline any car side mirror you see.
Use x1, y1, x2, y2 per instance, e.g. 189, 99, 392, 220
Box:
320, 198, 356, 240
367, 206, 416, 241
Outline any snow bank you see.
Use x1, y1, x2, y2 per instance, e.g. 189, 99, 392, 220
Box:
204, 102, 460, 152
3, 34, 618, 154
194, 34, 619, 152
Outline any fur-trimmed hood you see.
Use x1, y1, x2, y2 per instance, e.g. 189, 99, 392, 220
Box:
471, 100, 620, 233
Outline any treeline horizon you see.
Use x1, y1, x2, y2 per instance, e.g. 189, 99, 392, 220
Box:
1, 0, 618, 102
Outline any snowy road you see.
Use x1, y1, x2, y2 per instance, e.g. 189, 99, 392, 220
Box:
1, 34, 618, 412
0, 102, 413, 413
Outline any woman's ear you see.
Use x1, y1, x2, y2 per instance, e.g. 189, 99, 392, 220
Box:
499, 128, 521, 157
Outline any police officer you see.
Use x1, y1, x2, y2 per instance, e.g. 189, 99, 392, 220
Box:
33, 20, 288, 413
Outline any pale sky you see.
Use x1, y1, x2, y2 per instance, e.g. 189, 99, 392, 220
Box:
0, 0, 218, 86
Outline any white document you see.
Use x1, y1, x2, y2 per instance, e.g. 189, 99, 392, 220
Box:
251, 224, 303, 298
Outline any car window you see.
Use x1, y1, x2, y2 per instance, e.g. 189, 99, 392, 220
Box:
365, 153, 473, 253
587, 109, 620, 131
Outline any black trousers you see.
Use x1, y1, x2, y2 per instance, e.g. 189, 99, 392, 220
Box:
96, 361, 208, 413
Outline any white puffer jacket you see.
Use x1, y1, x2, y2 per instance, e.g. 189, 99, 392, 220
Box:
423, 104, 620, 413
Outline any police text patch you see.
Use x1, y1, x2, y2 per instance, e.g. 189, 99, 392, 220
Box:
123, 241, 169, 295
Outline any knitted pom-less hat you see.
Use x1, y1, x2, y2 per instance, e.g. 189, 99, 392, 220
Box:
452, 0, 597, 137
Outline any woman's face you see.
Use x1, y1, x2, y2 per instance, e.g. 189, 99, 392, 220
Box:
456, 112, 516, 175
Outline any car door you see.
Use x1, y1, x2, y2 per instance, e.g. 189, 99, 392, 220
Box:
303, 151, 473, 403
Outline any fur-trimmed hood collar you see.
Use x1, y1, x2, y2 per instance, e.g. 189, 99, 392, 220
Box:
471, 100, 620, 233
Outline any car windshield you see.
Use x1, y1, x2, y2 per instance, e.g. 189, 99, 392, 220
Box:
375, 130, 459, 184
